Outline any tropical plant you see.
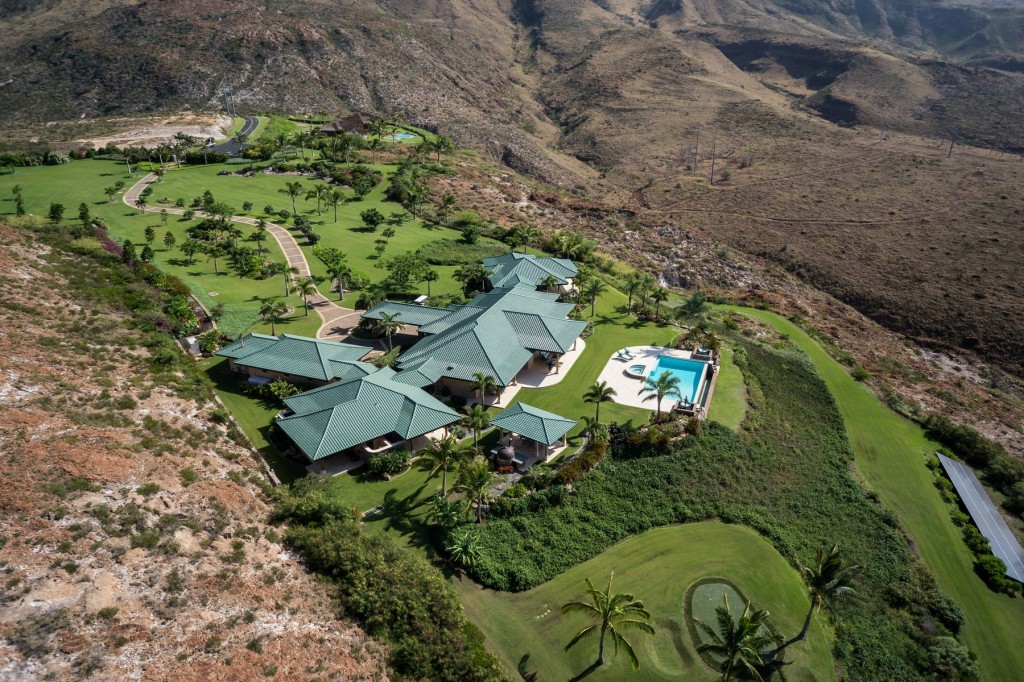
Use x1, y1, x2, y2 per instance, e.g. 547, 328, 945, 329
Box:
205, 242, 225, 275
423, 269, 439, 296
312, 245, 350, 300
295, 277, 318, 315
454, 262, 489, 295
695, 593, 778, 682
376, 311, 403, 350
539, 273, 561, 291
259, 300, 289, 335
419, 433, 468, 496
463, 404, 491, 448
432, 135, 456, 162
326, 188, 347, 222
583, 380, 617, 422
561, 573, 655, 670
180, 240, 201, 264
583, 278, 608, 317
278, 181, 303, 215
163, 231, 176, 250
469, 372, 499, 404
446, 528, 481, 569
768, 543, 859, 661
650, 286, 670, 320
638, 370, 683, 420
134, 197, 148, 214
437, 193, 458, 226
456, 457, 496, 524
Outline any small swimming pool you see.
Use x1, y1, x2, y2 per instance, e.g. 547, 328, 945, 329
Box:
626, 364, 647, 378
386, 132, 417, 140
649, 355, 707, 404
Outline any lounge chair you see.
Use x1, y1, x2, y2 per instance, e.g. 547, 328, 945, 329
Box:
615, 348, 635, 361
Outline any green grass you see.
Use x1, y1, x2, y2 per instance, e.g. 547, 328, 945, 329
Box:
709, 347, 747, 430
155, 162, 502, 306
720, 306, 1024, 681
457, 523, 834, 682
0, 159, 315, 338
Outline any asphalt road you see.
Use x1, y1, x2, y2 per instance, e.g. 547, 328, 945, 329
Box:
938, 453, 1024, 582
212, 115, 259, 155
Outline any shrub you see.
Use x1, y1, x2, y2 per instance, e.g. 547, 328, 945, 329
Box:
923, 414, 1006, 469
416, 239, 506, 266
974, 554, 1020, 595
179, 468, 198, 486
554, 440, 607, 484
367, 449, 411, 478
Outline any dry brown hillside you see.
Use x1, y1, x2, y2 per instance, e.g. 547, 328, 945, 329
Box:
0, 224, 386, 681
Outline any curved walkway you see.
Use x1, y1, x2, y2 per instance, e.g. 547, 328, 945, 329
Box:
122, 169, 374, 345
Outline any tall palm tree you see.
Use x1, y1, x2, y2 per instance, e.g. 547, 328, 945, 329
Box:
650, 287, 670, 320
539, 273, 561, 292
278, 181, 304, 215
135, 197, 148, 214
437, 193, 458, 226
639, 371, 683, 421
583, 380, 617, 422
561, 573, 655, 670
639, 273, 656, 310
367, 137, 384, 164
456, 457, 495, 524
305, 184, 330, 216
695, 593, 778, 682
469, 372, 499, 405
268, 263, 300, 298
424, 269, 439, 296
446, 528, 481, 569
376, 311, 403, 350
583, 278, 608, 317
623, 274, 644, 313
326, 188, 347, 223
259, 300, 289, 335
295, 277, 317, 315
419, 433, 467, 496
462, 404, 491, 448
432, 135, 456, 162
205, 242, 225, 275
769, 543, 859, 660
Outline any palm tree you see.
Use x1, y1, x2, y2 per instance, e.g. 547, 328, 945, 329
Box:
135, 197, 148, 214
423, 269, 439, 296
639, 274, 657, 311
205, 242, 225, 275
326, 188, 347, 222
622, 272, 638, 311
432, 135, 456, 162
768, 543, 859, 661
446, 528, 481, 569
456, 457, 496, 524
650, 287, 670, 320
583, 278, 608, 317
252, 220, 268, 257
295, 277, 317, 315
454, 263, 489, 296
437, 193, 458, 225
376, 311, 403, 350
278, 181, 304, 215
259, 300, 289, 335
561, 573, 655, 670
104, 186, 118, 203
462, 404, 491, 448
305, 184, 330, 216
419, 433, 467, 496
695, 593, 778, 682
267, 263, 300, 298
583, 381, 617, 422
539, 273, 561, 292
639, 371, 683, 421
367, 137, 384, 164
469, 372, 499, 405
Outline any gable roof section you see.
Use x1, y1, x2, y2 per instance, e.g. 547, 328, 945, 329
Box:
391, 357, 446, 388
361, 301, 455, 328
491, 402, 578, 445
380, 286, 586, 387
278, 368, 460, 461
216, 333, 371, 382
482, 253, 578, 289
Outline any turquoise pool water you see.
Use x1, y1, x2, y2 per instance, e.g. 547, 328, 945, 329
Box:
387, 133, 417, 140
650, 355, 707, 403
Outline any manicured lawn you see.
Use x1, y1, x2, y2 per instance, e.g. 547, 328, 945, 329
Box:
155, 162, 502, 306
709, 346, 747, 430
457, 522, 834, 682
506, 285, 679, 437
721, 306, 1024, 681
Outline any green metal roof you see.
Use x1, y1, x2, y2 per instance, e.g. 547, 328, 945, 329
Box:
361, 301, 453, 327
482, 253, 578, 289
490, 402, 577, 445
391, 357, 446, 388
278, 367, 460, 461
216, 333, 371, 382
387, 286, 587, 387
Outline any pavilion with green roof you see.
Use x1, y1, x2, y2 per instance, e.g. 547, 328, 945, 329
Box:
363, 284, 588, 401
277, 366, 461, 472
217, 333, 373, 386
490, 402, 578, 463
481, 252, 578, 290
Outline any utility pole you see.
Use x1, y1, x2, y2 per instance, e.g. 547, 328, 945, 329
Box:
709, 142, 717, 185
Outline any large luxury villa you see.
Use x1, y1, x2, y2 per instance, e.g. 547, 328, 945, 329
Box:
216, 254, 590, 473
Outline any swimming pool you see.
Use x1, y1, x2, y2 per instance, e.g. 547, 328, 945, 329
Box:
649, 355, 707, 404
386, 132, 417, 140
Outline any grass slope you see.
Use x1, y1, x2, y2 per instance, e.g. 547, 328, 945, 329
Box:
721, 306, 1024, 681
458, 523, 834, 682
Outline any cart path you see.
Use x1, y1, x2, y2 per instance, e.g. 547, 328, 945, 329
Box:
122, 169, 377, 345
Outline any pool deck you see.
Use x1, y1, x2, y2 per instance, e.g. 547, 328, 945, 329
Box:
597, 345, 705, 410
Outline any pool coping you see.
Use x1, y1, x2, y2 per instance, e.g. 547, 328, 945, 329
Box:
595, 345, 714, 411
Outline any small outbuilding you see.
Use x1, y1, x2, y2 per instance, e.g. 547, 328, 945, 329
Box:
489, 402, 577, 464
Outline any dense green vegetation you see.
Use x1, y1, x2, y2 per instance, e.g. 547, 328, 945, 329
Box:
469, 338, 969, 679
273, 477, 506, 682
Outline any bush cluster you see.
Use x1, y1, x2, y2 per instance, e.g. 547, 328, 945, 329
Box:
367, 449, 411, 478
553, 439, 608, 485
417, 238, 507, 266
